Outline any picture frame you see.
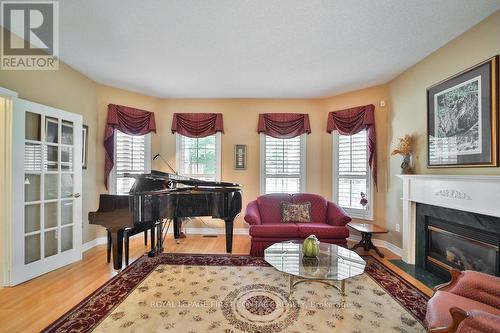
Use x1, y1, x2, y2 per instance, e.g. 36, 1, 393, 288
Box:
234, 144, 247, 170
82, 125, 88, 169
427, 56, 498, 168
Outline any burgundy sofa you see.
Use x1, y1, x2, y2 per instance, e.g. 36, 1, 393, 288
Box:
244, 193, 351, 257
426, 269, 500, 333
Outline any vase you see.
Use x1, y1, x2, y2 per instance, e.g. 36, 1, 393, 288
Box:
401, 154, 414, 174
303, 235, 320, 257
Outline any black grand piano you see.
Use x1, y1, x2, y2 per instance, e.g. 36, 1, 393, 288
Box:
89, 170, 242, 270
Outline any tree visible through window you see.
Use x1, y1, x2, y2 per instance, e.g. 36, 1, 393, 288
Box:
177, 134, 220, 181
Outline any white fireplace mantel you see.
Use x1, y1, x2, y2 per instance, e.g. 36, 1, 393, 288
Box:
397, 174, 500, 264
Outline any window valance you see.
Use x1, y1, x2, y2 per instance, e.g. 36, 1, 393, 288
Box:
104, 104, 156, 189
257, 113, 311, 139
171, 113, 224, 138
326, 104, 377, 186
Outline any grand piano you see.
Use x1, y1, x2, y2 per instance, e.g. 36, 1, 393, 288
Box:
89, 170, 242, 270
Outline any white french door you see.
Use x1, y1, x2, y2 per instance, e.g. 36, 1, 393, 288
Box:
10, 98, 82, 285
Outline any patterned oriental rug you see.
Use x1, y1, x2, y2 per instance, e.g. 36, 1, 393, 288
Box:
43, 254, 428, 333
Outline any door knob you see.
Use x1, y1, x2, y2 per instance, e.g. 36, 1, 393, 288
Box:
73, 193, 81, 198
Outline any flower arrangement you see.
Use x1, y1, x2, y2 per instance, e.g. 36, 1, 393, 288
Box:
360, 192, 368, 223
360, 192, 368, 208
391, 134, 415, 174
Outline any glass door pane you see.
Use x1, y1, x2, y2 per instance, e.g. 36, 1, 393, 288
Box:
23, 111, 75, 265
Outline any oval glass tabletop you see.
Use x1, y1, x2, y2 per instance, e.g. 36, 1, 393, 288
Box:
264, 241, 366, 281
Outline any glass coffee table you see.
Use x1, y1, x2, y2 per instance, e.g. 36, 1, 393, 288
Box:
264, 241, 366, 307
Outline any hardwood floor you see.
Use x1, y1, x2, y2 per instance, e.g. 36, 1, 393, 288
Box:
0, 235, 432, 333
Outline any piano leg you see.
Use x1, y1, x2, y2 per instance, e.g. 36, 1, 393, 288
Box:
124, 231, 129, 266
110, 229, 124, 270
106, 229, 111, 263
156, 221, 163, 254
224, 219, 234, 253
173, 217, 181, 239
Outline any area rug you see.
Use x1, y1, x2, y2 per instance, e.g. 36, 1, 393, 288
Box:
43, 254, 428, 333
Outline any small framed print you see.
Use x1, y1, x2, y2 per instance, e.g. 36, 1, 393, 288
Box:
234, 144, 247, 170
427, 56, 498, 168
82, 125, 89, 169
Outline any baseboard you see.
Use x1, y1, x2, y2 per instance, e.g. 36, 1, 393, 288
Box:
347, 235, 402, 257
82, 236, 107, 252
81, 228, 250, 253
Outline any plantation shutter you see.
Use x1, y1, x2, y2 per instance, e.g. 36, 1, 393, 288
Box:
263, 135, 304, 194
337, 130, 369, 210
115, 130, 147, 194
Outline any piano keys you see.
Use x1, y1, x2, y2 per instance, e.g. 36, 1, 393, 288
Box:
88, 170, 242, 270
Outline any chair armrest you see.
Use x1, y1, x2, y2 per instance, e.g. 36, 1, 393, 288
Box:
429, 308, 500, 333
444, 270, 500, 308
434, 269, 462, 292
326, 201, 351, 226
428, 307, 469, 333
457, 310, 500, 333
244, 200, 262, 225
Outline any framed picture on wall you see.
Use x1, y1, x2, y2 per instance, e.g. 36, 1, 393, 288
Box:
427, 56, 498, 168
234, 144, 247, 170
82, 125, 89, 169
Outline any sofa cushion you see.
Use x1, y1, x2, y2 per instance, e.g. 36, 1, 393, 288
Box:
292, 193, 327, 223
257, 193, 292, 224
249, 223, 299, 238
295, 223, 349, 239
280, 202, 311, 223
426, 291, 500, 329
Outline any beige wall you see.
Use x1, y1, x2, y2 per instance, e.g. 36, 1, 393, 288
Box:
387, 11, 500, 247
0, 60, 100, 243
94, 85, 388, 232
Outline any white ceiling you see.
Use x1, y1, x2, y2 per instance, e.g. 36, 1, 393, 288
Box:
57, 0, 500, 98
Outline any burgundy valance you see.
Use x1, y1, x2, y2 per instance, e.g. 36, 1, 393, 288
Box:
104, 104, 156, 189
257, 113, 311, 139
171, 113, 224, 138
327, 104, 377, 186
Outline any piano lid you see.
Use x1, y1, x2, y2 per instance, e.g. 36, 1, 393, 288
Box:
124, 170, 241, 188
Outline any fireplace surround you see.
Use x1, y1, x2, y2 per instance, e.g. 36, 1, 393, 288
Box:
415, 203, 500, 279
398, 175, 500, 267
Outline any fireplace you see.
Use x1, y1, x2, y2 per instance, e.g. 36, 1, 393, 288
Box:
416, 203, 500, 279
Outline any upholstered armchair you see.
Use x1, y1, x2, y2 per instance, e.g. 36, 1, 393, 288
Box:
426, 269, 500, 333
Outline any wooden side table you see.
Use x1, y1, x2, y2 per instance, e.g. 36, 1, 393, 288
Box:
347, 222, 388, 258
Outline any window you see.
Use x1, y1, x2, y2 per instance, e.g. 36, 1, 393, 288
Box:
333, 129, 373, 219
260, 134, 306, 194
176, 133, 221, 181
111, 130, 151, 194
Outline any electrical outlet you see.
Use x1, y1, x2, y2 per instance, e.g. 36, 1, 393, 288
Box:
379, 100, 386, 107
395, 224, 400, 232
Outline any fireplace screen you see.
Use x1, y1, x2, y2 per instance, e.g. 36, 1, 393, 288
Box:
427, 226, 498, 275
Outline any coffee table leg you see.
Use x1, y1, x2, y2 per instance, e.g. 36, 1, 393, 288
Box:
288, 274, 295, 299
335, 280, 347, 309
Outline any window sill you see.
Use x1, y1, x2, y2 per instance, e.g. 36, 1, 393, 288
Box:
343, 209, 373, 221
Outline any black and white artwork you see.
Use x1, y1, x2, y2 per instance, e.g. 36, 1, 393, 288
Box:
427, 57, 497, 167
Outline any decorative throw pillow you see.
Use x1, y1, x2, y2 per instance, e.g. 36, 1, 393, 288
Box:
280, 201, 311, 223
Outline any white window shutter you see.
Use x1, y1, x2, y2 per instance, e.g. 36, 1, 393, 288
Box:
114, 130, 149, 194
333, 130, 372, 219
261, 134, 306, 194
